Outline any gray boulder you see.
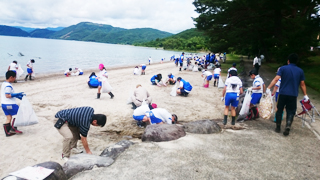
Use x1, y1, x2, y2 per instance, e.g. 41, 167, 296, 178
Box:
63, 154, 114, 179
183, 120, 221, 134
2, 161, 67, 180
141, 124, 186, 142
100, 140, 134, 159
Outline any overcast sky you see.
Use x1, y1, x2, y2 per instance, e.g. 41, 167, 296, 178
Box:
0, 0, 199, 34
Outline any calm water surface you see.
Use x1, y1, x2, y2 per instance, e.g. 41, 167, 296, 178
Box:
0, 36, 202, 77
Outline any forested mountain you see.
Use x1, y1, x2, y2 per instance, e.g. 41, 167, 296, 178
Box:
0, 22, 173, 45
0, 25, 29, 37
135, 28, 209, 51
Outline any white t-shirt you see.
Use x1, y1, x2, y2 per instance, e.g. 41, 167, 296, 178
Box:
202, 71, 212, 76
99, 69, 108, 80
213, 68, 221, 75
275, 78, 281, 93
253, 57, 259, 65
64, 70, 71, 74
9, 63, 18, 71
146, 108, 172, 124
252, 75, 264, 93
225, 76, 242, 94
228, 67, 237, 72
27, 61, 33, 68
133, 104, 150, 116
1, 81, 16, 104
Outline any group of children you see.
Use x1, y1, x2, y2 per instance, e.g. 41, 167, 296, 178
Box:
64, 67, 83, 77
7, 59, 35, 82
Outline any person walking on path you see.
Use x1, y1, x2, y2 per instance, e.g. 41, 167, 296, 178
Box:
54, 106, 106, 161
221, 70, 243, 127
253, 55, 261, 74
266, 53, 308, 136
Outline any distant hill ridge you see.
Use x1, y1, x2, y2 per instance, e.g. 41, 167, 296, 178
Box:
0, 22, 173, 45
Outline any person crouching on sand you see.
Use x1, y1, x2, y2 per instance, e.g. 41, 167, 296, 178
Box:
176, 77, 193, 97
166, 73, 176, 85
150, 74, 166, 87
221, 70, 243, 128
88, 72, 99, 88
64, 68, 72, 77
97, 64, 114, 99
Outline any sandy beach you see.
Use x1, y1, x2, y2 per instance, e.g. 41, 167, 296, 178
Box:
1, 61, 320, 179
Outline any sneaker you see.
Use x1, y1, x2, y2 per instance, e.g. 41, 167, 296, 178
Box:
61, 154, 69, 162
71, 148, 83, 154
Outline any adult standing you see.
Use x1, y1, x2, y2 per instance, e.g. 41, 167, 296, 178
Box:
266, 53, 308, 136
54, 106, 106, 161
131, 84, 152, 109
221, 70, 243, 127
179, 52, 184, 71
253, 55, 261, 74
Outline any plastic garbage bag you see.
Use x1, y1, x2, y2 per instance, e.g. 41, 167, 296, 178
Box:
239, 90, 252, 116
192, 66, 198, 72
258, 92, 273, 119
102, 79, 112, 93
218, 77, 225, 88
15, 96, 38, 126
170, 84, 177, 96
16, 64, 24, 79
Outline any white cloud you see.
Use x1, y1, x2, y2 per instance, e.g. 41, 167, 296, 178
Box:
0, 0, 199, 33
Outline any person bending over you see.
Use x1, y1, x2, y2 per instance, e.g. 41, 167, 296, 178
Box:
201, 69, 213, 88
150, 74, 166, 87
131, 84, 152, 109
88, 72, 99, 88
166, 73, 176, 85
176, 77, 193, 97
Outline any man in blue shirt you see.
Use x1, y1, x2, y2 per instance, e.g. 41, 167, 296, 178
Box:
267, 53, 308, 136
179, 52, 184, 71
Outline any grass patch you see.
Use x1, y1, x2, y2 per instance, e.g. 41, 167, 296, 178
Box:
265, 56, 320, 92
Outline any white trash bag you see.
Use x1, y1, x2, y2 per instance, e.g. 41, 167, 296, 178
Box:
102, 79, 113, 93
16, 64, 24, 79
15, 96, 38, 126
218, 77, 225, 88
170, 84, 177, 96
239, 90, 252, 116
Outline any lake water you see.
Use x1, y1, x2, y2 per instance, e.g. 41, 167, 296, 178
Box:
0, 36, 203, 77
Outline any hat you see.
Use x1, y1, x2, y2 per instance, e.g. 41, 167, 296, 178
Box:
69, 68, 72, 71
99, 64, 104, 70
151, 103, 157, 109
249, 69, 258, 76
233, 63, 236, 67
177, 77, 182, 81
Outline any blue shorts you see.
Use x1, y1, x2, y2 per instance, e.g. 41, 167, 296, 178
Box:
148, 113, 162, 124
99, 81, 102, 86
214, 74, 219, 79
206, 75, 213, 81
151, 80, 157, 85
79, 72, 83, 75
133, 115, 145, 121
275, 92, 279, 102
27, 68, 33, 74
2, 104, 19, 116
251, 93, 262, 105
180, 63, 183, 67
142, 66, 146, 70
225, 93, 239, 107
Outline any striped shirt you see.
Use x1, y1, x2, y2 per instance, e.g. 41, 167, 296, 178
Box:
55, 106, 94, 137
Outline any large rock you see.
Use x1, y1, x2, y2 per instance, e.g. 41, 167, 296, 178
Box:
63, 154, 114, 179
183, 120, 221, 134
100, 140, 134, 159
2, 161, 67, 180
141, 124, 186, 142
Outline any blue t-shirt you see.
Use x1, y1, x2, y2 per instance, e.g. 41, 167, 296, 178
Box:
277, 64, 305, 97
179, 55, 184, 63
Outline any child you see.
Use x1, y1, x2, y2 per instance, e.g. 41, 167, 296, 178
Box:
133, 66, 140, 75
150, 74, 166, 87
221, 70, 243, 127
166, 73, 176, 85
1, 71, 24, 136
74, 67, 83, 75
64, 68, 72, 77
140, 64, 146, 75
97, 64, 114, 99
25, 59, 35, 81
201, 69, 213, 88
247, 69, 265, 119
88, 72, 99, 88
213, 65, 221, 87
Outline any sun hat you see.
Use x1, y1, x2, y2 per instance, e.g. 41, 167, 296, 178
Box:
99, 64, 104, 70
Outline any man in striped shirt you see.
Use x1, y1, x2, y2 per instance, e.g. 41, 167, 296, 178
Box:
54, 106, 106, 161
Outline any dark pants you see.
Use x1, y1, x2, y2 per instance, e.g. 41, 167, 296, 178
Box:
276, 94, 297, 125
254, 63, 260, 74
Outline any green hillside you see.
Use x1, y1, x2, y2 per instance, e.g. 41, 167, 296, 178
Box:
134, 28, 209, 51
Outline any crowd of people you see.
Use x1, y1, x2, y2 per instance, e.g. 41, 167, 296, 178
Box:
1, 52, 310, 161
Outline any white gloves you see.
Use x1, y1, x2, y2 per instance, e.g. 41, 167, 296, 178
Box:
266, 88, 271, 94
247, 87, 252, 92
304, 95, 309, 102
221, 97, 224, 101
